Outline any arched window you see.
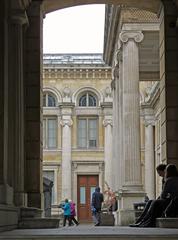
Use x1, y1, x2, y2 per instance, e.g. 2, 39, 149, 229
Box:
79, 92, 97, 107
43, 92, 56, 107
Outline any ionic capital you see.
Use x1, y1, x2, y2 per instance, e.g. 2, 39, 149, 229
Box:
119, 31, 144, 43
60, 119, 73, 127
103, 119, 113, 127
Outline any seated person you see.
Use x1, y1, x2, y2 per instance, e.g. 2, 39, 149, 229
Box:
130, 164, 178, 228
130, 163, 166, 227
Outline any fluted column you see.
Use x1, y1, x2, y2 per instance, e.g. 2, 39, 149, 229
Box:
119, 31, 144, 190
144, 120, 155, 199
103, 118, 113, 188
113, 46, 124, 191
60, 118, 73, 200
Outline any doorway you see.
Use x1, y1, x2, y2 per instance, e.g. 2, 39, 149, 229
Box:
77, 175, 99, 222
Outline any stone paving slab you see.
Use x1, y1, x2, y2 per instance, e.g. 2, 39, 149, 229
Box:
0, 225, 178, 239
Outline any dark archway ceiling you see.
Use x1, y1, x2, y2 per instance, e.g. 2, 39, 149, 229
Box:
42, 0, 162, 14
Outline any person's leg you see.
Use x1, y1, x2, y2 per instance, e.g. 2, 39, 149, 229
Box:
139, 199, 170, 227
63, 216, 67, 226
92, 212, 98, 225
135, 200, 152, 223
129, 200, 152, 226
72, 216, 79, 225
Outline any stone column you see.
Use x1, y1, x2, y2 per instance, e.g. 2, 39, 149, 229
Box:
25, 1, 44, 209
8, 11, 28, 207
60, 117, 73, 200
113, 46, 124, 191
116, 31, 145, 225
0, 0, 14, 206
103, 117, 113, 188
144, 120, 155, 199
119, 31, 144, 190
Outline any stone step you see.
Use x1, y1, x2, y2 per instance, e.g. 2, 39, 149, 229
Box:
20, 207, 42, 218
156, 218, 178, 228
1, 226, 178, 240
18, 218, 60, 229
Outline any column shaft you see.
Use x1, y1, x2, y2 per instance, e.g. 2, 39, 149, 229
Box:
145, 124, 155, 199
103, 119, 112, 188
120, 31, 144, 190
61, 119, 72, 200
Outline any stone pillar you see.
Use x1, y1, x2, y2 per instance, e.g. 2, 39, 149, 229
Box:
8, 10, 28, 207
160, 1, 178, 167
103, 117, 113, 188
25, 1, 43, 209
0, 0, 14, 206
60, 118, 73, 200
113, 46, 124, 191
144, 121, 155, 199
116, 31, 145, 225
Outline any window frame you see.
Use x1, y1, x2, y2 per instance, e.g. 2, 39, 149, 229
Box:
43, 92, 57, 107
77, 116, 98, 149
43, 116, 57, 149
78, 92, 97, 107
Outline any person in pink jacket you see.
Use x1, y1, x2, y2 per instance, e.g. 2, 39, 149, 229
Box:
69, 200, 79, 226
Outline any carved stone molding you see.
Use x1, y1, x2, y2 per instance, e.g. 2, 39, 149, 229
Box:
60, 119, 73, 127
144, 118, 155, 127
103, 119, 113, 127
119, 31, 144, 43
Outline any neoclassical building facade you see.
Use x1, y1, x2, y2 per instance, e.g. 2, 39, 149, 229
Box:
1, 0, 178, 231
43, 54, 113, 222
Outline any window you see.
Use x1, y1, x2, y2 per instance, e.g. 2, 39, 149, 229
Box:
78, 117, 98, 148
79, 92, 97, 107
43, 92, 56, 107
43, 171, 55, 204
43, 117, 57, 149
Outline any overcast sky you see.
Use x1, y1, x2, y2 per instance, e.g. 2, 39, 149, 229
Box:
43, 4, 105, 54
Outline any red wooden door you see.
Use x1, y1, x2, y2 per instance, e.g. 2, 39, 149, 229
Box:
77, 175, 98, 222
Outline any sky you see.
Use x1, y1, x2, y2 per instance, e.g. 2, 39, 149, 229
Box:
43, 4, 105, 54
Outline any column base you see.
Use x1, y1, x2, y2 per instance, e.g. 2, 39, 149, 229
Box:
14, 192, 28, 207
116, 189, 145, 226
0, 184, 14, 205
27, 192, 44, 214
0, 204, 18, 232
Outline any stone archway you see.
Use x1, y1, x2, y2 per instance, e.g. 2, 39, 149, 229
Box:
43, 0, 161, 14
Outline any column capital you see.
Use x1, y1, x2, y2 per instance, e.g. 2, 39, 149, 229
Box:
103, 118, 113, 127
60, 119, 73, 127
144, 118, 155, 127
11, 10, 29, 25
119, 31, 144, 43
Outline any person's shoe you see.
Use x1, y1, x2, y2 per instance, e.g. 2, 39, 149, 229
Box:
94, 223, 100, 226
129, 223, 141, 227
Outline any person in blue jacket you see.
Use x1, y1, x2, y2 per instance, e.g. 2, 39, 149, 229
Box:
62, 198, 72, 226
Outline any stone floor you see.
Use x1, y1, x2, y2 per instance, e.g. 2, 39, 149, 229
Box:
0, 225, 178, 239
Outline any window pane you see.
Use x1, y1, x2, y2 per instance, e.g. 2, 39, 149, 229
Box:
88, 119, 97, 147
88, 94, 96, 106
80, 187, 86, 204
43, 119, 46, 148
48, 119, 57, 148
79, 94, 87, 106
48, 94, 56, 107
43, 171, 54, 204
43, 94, 46, 107
78, 119, 87, 148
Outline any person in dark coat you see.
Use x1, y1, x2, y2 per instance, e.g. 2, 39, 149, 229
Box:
91, 186, 104, 226
130, 163, 166, 227
131, 164, 178, 227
